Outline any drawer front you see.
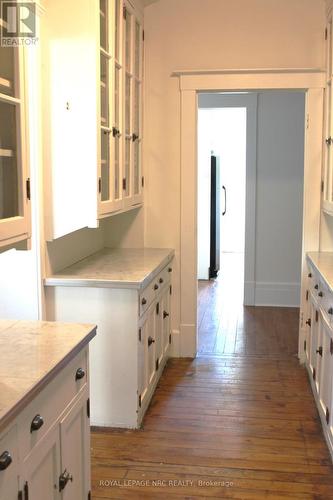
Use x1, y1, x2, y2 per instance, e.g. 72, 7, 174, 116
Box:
18, 348, 88, 460
139, 282, 156, 316
0, 425, 19, 500
139, 260, 173, 317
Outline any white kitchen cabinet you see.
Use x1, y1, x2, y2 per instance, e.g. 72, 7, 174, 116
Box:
322, 12, 333, 216
305, 255, 333, 458
0, 39, 31, 249
42, 0, 144, 241
0, 348, 91, 500
45, 251, 174, 428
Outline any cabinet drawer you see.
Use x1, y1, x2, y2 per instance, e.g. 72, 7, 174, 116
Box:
139, 262, 173, 316
0, 425, 19, 500
18, 348, 88, 460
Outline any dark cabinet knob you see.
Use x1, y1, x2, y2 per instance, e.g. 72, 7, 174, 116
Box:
318, 291, 324, 297
308, 272, 312, 278
132, 133, 139, 142
148, 336, 155, 347
163, 311, 169, 319
316, 346, 323, 357
328, 308, 333, 315
326, 137, 332, 146
306, 318, 311, 326
0, 451, 12, 471
314, 284, 319, 290
59, 469, 73, 492
168, 267, 172, 273
30, 414, 44, 433
112, 127, 120, 138
159, 278, 164, 284
154, 284, 159, 290
75, 368, 85, 381
141, 297, 147, 305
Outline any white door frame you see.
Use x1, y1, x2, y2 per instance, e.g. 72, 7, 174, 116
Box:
198, 93, 258, 305
177, 69, 325, 358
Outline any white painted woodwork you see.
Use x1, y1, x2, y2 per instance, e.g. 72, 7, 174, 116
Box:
42, 0, 144, 241
0, 45, 31, 249
304, 258, 333, 459
45, 261, 173, 428
0, 347, 91, 499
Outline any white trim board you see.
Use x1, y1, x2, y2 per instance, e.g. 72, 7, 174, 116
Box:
254, 282, 301, 307
178, 70, 323, 358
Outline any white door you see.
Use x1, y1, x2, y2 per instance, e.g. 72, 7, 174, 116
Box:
21, 425, 61, 500
60, 390, 90, 500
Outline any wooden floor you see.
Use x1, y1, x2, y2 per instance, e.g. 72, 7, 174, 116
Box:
91, 255, 333, 499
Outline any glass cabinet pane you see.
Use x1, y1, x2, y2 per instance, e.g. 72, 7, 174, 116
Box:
101, 130, 110, 201
134, 81, 140, 134
327, 20, 333, 82
134, 22, 140, 79
0, 47, 16, 97
134, 140, 140, 195
100, 55, 109, 126
125, 9, 131, 72
100, 0, 108, 51
0, 101, 19, 219
114, 0, 120, 61
114, 138, 120, 199
125, 74, 131, 135
114, 66, 120, 126
124, 139, 130, 196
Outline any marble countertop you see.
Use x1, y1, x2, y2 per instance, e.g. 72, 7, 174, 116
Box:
44, 248, 175, 290
307, 252, 333, 293
0, 319, 96, 433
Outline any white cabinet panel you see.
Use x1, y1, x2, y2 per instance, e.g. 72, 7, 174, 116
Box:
0, 425, 19, 500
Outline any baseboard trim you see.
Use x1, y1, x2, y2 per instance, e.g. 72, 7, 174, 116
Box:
254, 281, 300, 307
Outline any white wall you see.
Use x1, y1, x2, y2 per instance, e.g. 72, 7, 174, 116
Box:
255, 91, 305, 306
144, 0, 324, 332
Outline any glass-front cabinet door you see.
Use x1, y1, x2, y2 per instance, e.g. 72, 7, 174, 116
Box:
323, 16, 333, 215
0, 38, 30, 248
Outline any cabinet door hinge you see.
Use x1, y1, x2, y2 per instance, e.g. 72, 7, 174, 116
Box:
169, 333, 172, 344
142, 176, 145, 188
306, 113, 309, 130
156, 302, 159, 315
142, 29, 145, 41
330, 338, 333, 355
122, 178, 127, 191
123, 5, 127, 19
169, 285, 172, 295
88, 491, 91, 500
306, 290, 309, 301
86, 398, 90, 418
304, 340, 306, 352
316, 310, 319, 323
18, 491, 23, 500
26, 178, 31, 201
138, 394, 142, 408
322, 180, 325, 194
313, 367, 316, 381
24, 482, 29, 500
98, 177, 102, 194
326, 407, 330, 425
155, 359, 159, 371
325, 27, 328, 40
138, 328, 142, 342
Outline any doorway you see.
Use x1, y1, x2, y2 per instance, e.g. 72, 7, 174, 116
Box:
196, 90, 306, 356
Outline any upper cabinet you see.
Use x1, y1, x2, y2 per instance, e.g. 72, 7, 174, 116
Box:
323, 15, 333, 216
42, 0, 144, 241
0, 40, 31, 249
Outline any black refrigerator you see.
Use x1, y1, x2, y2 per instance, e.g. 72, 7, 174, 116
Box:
209, 155, 220, 278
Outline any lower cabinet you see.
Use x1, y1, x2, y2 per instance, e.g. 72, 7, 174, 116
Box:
0, 349, 91, 500
45, 260, 174, 428
304, 261, 333, 455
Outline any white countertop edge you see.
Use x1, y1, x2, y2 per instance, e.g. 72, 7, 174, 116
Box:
306, 253, 333, 294
44, 250, 175, 290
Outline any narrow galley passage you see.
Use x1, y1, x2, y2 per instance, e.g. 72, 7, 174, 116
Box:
91, 332, 333, 497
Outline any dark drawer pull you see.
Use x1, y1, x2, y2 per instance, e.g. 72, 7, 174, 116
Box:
0, 451, 12, 471
30, 414, 44, 433
328, 308, 333, 315
159, 278, 164, 284
148, 336, 155, 347
168, 267, 172, 273
163, 311, 169, 319
75, 368, 85, 381
141, 297, 147, 305
318, 291, 324, 297
314, 284, 319, 290
59, 469, 73, 492
308, 272, 312, 278
154, 284, 159, 290
316, 346, 323, 357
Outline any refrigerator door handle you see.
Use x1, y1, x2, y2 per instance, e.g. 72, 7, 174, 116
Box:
222, 185, 227, 216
